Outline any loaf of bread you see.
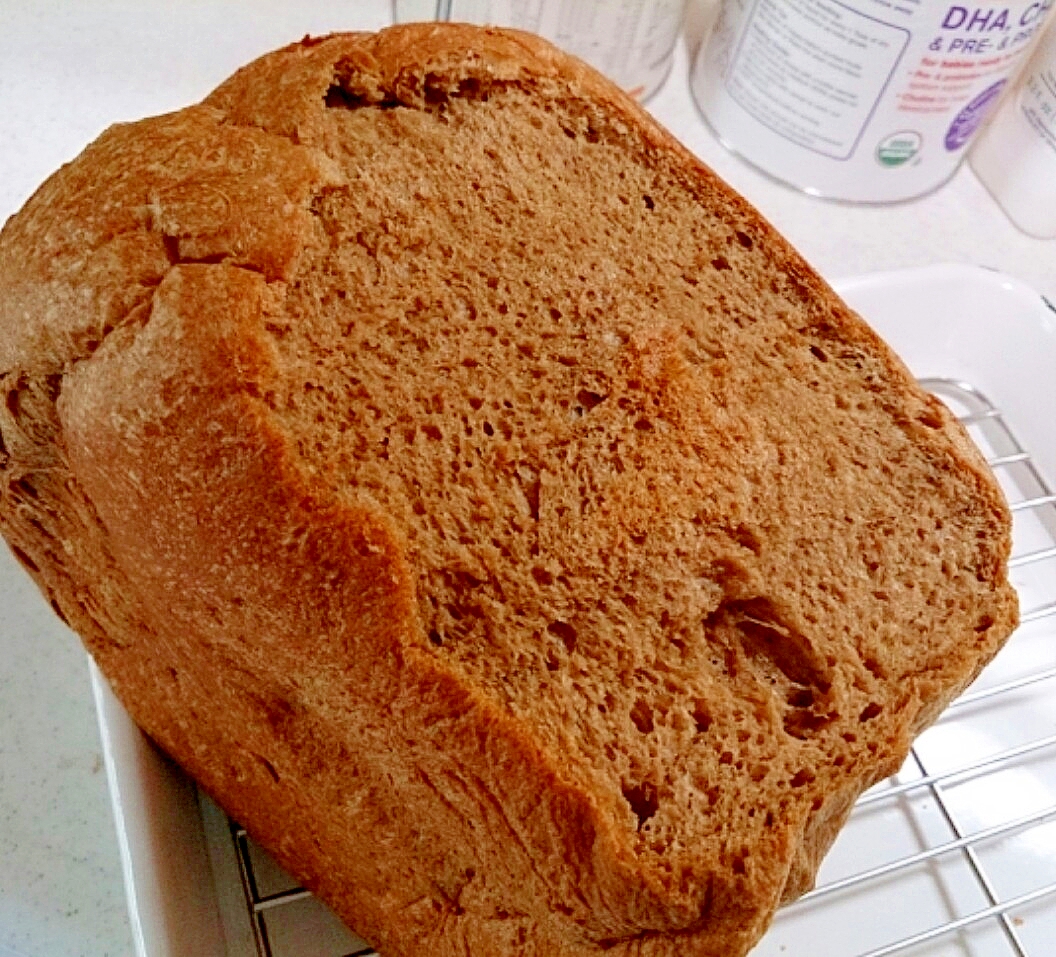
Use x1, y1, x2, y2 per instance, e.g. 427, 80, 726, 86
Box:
0, 24, 1017, 957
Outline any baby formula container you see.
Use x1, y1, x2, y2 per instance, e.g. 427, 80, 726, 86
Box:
692, 0, 1055, 201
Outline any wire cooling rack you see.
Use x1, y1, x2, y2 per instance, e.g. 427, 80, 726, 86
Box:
207, 378, 1056, 957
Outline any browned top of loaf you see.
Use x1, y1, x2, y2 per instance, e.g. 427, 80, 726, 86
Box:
0, 23, 1017, 957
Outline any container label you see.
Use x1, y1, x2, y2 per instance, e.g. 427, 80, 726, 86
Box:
725, 0, 911, 159
895, 4, 1053, 141
1020, 54, 1056, 152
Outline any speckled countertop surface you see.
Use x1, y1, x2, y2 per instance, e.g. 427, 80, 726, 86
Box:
0, 3, 1052, 956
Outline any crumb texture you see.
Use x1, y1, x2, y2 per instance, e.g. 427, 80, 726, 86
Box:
0, 23, 1017, 957
274, 59, 1011, 868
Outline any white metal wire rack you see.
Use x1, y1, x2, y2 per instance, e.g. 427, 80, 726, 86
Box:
218, 377, 1056, 957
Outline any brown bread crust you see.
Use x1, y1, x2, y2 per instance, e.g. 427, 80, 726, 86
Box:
0, 24, 1017, 957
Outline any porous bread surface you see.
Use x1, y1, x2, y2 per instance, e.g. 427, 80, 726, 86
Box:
0, 24, 1017, 957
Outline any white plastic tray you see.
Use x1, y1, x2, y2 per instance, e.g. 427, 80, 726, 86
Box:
90, 264, 1056, 957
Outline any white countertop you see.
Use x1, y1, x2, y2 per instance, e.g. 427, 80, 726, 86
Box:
0, 3, 1052, 956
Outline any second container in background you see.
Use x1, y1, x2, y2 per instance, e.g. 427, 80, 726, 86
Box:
394, 0, 687, 101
